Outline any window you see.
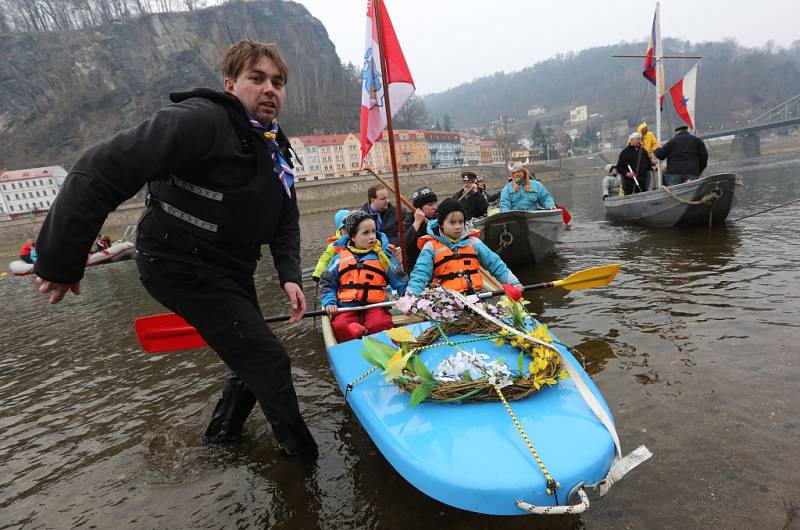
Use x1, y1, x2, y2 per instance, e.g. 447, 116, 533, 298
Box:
51, 190, 56, 195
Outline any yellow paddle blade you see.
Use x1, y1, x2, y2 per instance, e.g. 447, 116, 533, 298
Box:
552, 264, 621, 291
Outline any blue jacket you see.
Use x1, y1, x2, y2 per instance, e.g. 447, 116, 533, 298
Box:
319, 232, 407, 308
499, 179, 555, 211
407, 220, 521, 295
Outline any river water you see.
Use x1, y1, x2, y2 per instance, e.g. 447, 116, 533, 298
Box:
1, 153, 799, 529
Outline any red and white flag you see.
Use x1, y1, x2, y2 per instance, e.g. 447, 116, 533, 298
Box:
360, 0, 415, 163
669, 63, 699, 129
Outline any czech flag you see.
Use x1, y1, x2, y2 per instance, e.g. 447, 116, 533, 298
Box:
669, 63, 699, 130
360, 0, 415, 163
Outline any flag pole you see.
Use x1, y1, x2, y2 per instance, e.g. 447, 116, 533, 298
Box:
654, 1, 663, 188
372, 0, 409, 273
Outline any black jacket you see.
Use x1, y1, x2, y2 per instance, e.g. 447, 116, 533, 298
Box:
655, 131, 708, 176
451, 188, 488, 220
482, 189, 500, 203
616, 145, 652, 181
361, 202, 407, 247
34, 89, 301, 285
402, 211, 432, 270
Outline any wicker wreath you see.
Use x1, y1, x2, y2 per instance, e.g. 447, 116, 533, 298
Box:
386, 316, 565, 404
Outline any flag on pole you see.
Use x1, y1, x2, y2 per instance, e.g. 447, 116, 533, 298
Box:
642, 7, 665, 109
360, 0, 415, 163
669, 63, 699, 129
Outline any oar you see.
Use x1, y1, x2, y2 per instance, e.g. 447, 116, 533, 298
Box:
134, 264, 620, 353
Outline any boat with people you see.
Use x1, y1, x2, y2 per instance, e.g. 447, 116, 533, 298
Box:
472, 208, 565, 266
8, 240, 136, 276
319, 267, 651, 515
603, 172, 741, 228
606, 2, 740, 228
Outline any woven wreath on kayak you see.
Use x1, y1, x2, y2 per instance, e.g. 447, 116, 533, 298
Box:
358, 287, 568, 407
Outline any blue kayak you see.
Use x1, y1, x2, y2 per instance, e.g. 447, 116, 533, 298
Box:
323, 318, 618, 515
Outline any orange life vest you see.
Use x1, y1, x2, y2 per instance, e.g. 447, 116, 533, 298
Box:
418, 232, 483, 293
336, 247, 389, 304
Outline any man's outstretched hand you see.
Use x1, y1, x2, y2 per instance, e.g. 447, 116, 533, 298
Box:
36, 277, 81, 304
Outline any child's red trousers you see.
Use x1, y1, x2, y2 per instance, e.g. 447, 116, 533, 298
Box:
331, 307, 393, 342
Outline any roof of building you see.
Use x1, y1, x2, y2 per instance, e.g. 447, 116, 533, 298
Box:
292, 134, 352, 146
0, 165, 66, 182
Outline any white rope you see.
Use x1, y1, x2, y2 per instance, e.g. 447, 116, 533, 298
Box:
452, 290, 622, 457
516, 487, 590, 515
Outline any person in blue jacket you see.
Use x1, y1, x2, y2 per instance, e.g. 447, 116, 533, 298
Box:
407, 198, 521, 295
499, 163, 557, 212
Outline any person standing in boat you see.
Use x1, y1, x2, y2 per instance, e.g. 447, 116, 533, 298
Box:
361, 183, 407, 247
452, 171, 488, 220
403, 186, 438, 270
499, 163, 557, 212
321, 211, 407, 342
407, 198, 521, 296
655, 125, 709, 186
476, 176, 500, 204
615, 132, 652, 195
637, 122, 658, 164
32, 39, 318, 459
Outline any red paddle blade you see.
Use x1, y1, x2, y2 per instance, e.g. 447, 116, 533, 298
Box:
557, 204, 572, 225
134, 313, 207, 353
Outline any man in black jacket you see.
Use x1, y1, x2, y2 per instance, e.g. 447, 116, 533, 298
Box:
452, 171, 488, 220
403, 186, 438, 269
655, 125, 709, 186
361, 183, 407, 247
33, 39, 317, 458
615, 132, 652, 195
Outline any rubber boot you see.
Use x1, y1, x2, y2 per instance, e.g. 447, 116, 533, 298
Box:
271, 420, 319, 460
203, 377, 257, 443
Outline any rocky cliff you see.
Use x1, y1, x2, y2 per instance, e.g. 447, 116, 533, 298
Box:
0, 0, 360, 169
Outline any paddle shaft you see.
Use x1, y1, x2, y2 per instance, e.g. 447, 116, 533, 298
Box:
134, 264, 618, 353
263, 281, 555, 324
626, 164, 642, 191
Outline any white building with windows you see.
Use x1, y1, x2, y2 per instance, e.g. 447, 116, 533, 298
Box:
290, 133, 376, 182
0, 165, 66, 219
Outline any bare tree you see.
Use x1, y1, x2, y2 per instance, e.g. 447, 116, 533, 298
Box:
492, 116, 518, 166
393, 95, 431, 130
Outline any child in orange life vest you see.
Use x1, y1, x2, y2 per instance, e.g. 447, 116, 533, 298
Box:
311, 209, 350, 283
320, 210, 408, 342
407, 198, 522, 295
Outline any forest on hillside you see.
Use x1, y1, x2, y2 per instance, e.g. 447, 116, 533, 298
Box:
424, 39, 800, 133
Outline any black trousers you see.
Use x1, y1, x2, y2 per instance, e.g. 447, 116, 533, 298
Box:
622, 172, 651, 195
136, 253, 317, 457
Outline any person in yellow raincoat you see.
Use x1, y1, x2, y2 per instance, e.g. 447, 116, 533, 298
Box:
637, 122, 658, 158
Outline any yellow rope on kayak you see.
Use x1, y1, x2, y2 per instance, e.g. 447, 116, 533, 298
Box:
345, 335, 503, 396
493, 384, 560, 496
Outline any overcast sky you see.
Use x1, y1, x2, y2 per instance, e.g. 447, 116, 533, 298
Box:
293, 0, 798, 95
